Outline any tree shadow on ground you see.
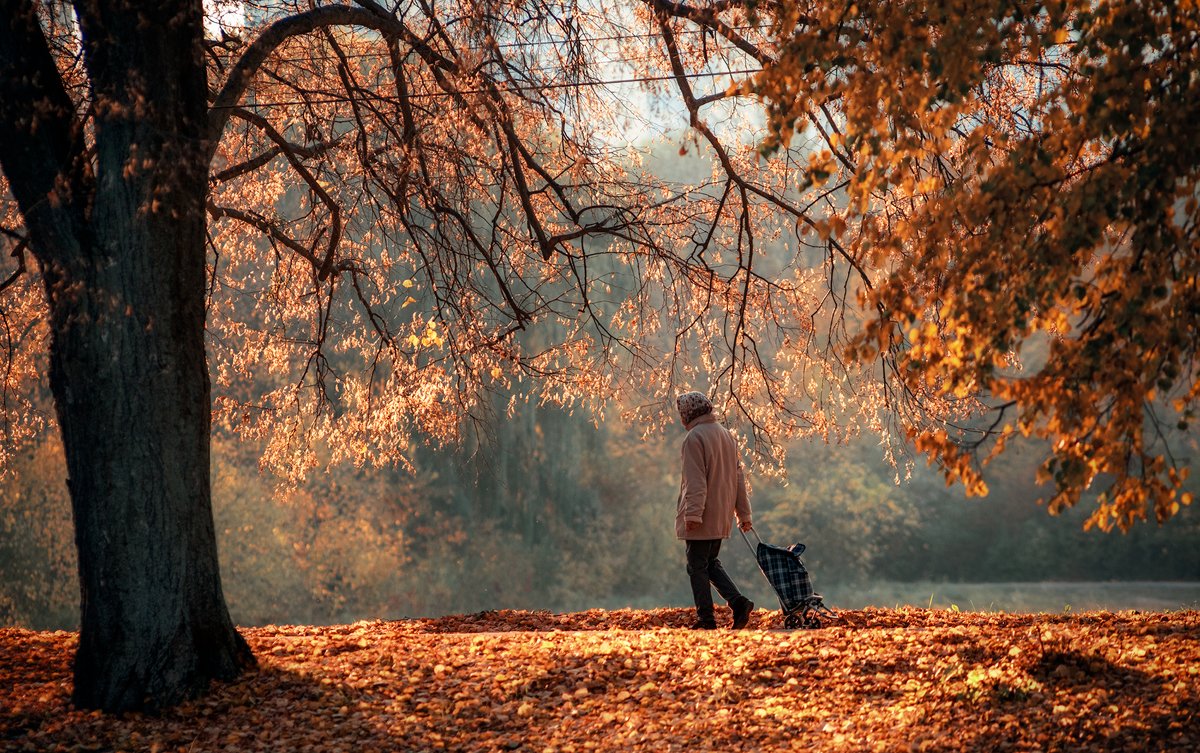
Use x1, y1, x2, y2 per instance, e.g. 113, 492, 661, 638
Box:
922, 646, 1197, 752
0, 629, 386, 752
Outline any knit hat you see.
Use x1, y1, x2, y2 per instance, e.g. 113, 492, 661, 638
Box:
676, 392, 713, 425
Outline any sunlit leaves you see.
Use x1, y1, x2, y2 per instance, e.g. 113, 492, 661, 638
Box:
3, 0, 1196, 529
753, 0, 1200, 527
2, 607, 1197, 750
0, 178, 47, 473
190, 0, 931, 486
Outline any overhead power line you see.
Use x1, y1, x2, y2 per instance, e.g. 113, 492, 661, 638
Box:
211, 66, 763, 108
208, 20, 772, 59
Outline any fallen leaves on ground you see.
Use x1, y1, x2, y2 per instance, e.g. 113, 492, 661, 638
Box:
2, 607, 1197, 751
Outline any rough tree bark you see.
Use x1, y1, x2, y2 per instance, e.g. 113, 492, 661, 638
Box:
0, 0, 254, 711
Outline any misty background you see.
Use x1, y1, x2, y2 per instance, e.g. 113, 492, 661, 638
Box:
4, 388, 1199, 630
4, 141, 1199, 631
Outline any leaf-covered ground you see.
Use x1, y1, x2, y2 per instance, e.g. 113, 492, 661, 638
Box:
2, 607, 1197, 751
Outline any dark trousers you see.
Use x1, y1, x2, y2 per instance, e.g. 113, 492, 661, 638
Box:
685, 539, 745, 623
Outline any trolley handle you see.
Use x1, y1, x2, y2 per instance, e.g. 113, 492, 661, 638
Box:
738, 525, 762, 555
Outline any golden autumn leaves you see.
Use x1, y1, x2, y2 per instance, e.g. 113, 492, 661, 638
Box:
3, 607, 1198, 751
2, 0, 1197, 529
743, 0, 1200, 529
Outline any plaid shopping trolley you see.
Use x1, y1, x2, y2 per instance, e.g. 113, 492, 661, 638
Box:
740, 527, 837, 629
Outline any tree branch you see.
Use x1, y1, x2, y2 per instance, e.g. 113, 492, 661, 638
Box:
0, 0, 88, 263
206, 201, 322, 269
0, 230, 29, 294
227, 107, 343, 280
211, 136, 342, 184
645, 0, 778, 66
207, 3, 453, 153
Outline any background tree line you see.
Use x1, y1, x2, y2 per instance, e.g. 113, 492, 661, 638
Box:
6, 393, 1196, 630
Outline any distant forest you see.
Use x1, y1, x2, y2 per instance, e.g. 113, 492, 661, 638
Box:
5, 393, 1198, 630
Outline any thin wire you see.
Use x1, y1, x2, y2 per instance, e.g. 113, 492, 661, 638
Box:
208, 21, 771, 58
207, 25, 767, 85
212, 44, 735, 68
230, 45, 698, 83
213, 66, 762, 108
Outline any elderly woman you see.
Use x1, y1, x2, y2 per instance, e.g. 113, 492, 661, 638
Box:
674, 392, 754, 629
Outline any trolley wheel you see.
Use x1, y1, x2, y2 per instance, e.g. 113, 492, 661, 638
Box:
783, 613, 803, 629
799, 605, 822, 629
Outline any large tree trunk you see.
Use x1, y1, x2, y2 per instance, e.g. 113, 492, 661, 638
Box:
47, 213, 254, 711
1, 0, 254, 712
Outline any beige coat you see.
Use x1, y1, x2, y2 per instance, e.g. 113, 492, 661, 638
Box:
675, 413, 752, 539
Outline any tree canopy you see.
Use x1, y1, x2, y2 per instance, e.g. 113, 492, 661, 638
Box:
3, 0, 1197, 526
747, 0, 1200, 529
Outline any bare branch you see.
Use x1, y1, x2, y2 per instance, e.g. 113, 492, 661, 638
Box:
0, 0, 88, 262
206, 201, 322, 269
211, 136, 342, 184
207, 3, 454, 152
0, 231, 28, 294
227, 107, 343, 280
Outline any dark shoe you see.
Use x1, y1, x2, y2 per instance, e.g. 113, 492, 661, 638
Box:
732, 598, 754, 629
690, 620, 718, 630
